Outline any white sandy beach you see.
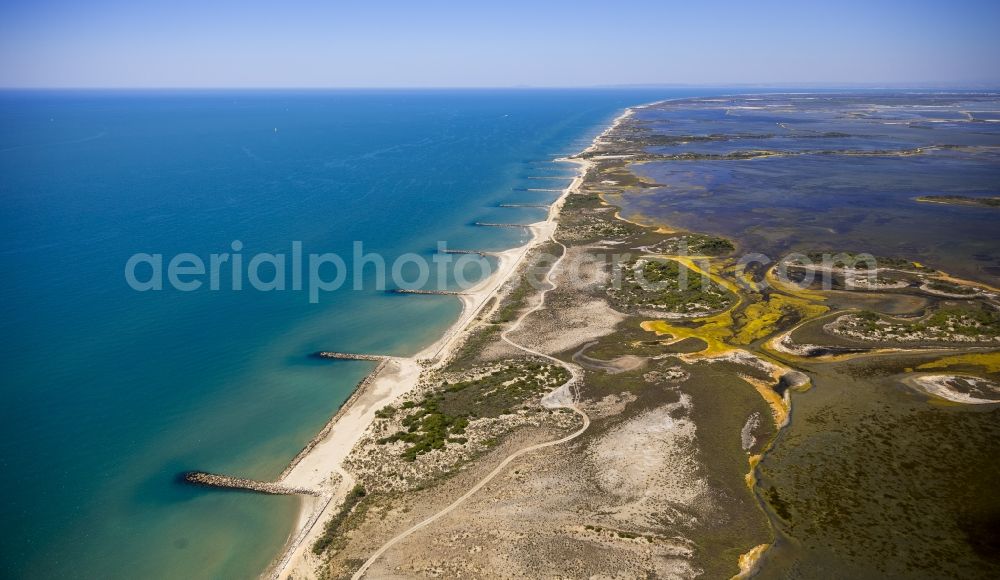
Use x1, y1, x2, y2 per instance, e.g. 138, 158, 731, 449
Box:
267, 109, 636, 580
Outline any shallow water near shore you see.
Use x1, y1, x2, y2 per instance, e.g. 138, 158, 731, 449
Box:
0, 89, 725, 579
621, 94, 1000, 285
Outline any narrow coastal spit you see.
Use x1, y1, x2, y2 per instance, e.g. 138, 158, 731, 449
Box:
274, 98, 779, 578
259, 94, 998, 579
227, 109, 639, 579
6, 2, 997, 578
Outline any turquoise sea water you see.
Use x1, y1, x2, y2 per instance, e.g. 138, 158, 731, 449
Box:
0, 89, 705, 579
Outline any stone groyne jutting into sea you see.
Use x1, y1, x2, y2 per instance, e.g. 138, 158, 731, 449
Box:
182, 352, 391, 494
183, 472, 320, 496
177, 200, 529, 497
390, 289, 467, 296
312, 351, 386, 362
474, 222, 532, 228
437, 248, 494, 256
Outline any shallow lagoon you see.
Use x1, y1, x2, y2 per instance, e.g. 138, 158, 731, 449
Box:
611, 94, 1000, 577
621, 94, 1000, 284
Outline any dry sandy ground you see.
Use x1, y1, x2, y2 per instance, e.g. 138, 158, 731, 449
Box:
346, 386, 711, 579
275, 357, 421, 577
904, 373, 1000, 404
269, 158, 595, 579
273, 230, 567, 579
269, 109, 665, 579
323, 108, 709, 579
508, 244, 626, 357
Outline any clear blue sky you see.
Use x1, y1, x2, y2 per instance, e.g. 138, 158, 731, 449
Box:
1, 0, 998, 88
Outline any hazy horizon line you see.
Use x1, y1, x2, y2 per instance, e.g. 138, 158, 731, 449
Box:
2, 82, 999, 92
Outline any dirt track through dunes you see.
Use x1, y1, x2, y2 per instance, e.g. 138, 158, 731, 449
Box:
352, 223, 589, 580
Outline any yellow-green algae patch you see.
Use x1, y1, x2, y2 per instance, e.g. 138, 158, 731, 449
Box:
641, 312, 736, 357
918, 351, 1000, 373
733, 294, 828, 346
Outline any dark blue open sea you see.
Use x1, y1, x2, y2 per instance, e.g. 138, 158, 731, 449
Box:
0, 89, 707, 578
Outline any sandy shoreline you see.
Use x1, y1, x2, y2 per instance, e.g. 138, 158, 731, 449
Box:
266, 107, 637, 580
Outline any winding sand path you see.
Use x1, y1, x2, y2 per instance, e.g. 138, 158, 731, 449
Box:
270, 107, 637, 579
352, 209, 589, 580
